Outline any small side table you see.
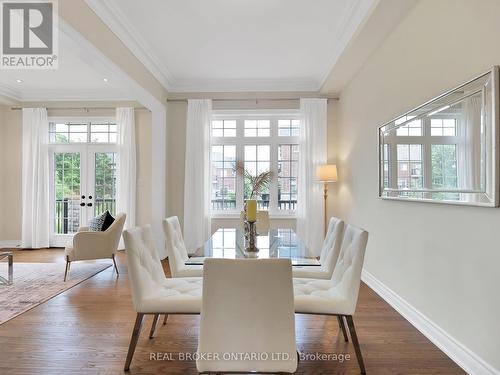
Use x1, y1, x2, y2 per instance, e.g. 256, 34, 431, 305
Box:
0, 252, 13, 285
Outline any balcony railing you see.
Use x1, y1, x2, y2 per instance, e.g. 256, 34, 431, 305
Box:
211, 199, 297, 211
55, 198, 116, 234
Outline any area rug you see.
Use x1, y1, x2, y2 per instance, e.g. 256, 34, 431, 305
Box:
0, 261, 111, 325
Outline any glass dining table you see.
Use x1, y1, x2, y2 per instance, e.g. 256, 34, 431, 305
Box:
186, 228, 320, 266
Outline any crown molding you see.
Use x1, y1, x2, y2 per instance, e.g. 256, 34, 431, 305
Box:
0, 85, 21, 101
0, 83, 134, 102
85, 0, 174, 91
170, 78, 320, 93
20, 88, 135, 101
317, 0, 377, 87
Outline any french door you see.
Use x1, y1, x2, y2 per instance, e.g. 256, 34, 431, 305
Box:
49, 144, 118, 247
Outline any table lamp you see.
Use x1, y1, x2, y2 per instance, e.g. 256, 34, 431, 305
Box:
316, 164, 338, 237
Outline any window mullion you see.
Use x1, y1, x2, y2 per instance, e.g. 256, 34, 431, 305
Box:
236, 119, 244, 212
269, 119, 279, 215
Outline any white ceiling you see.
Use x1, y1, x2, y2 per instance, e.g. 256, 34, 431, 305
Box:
87, 0, 376, 92
0, 23, 134, 103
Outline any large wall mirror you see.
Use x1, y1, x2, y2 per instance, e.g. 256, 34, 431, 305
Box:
378, 67, 499, 206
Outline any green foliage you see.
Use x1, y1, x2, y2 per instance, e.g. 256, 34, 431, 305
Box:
54, 153, 80, 199
54, 152, 115, 199
234, 161, 272, 200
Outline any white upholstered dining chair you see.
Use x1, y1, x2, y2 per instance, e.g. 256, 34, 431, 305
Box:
197, 258, 298, 374
122, 225, 202, 371
293, 223, 369, 374
64, 213, 126, 281
163, 216, 203, 277
293, 216, 344, 279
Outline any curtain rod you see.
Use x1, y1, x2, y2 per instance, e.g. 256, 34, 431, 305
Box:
166, 97, 339, 103
10, 106, 148, 111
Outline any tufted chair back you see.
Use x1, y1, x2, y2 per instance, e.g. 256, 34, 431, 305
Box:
197, 258, 297, 373
330, 224, 369, 315
163, 217, 190, 277
319, 217, 344, 274
123, 225, 166, 312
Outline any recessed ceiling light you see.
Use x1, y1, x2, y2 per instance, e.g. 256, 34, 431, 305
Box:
103, 78, 109, 82
16, 79, 23, 83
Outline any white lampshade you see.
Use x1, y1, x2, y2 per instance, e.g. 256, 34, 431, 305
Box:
316, 164, 338, 182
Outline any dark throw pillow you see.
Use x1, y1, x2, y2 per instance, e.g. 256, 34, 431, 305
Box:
101, 211, 115, 231
88, 210, 115, 231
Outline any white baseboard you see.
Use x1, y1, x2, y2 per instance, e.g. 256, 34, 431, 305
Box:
0, 240, 21, 248
361, 269, 499, 375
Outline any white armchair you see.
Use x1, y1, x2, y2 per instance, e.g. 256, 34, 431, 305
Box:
292, 216, 344, 279
197, 258, 298, 374
63, 213, 126, 281
293, 223, 369, 374
163, 216, 203, 277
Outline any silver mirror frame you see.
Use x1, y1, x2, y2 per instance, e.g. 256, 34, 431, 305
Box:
378, 66, 500, 207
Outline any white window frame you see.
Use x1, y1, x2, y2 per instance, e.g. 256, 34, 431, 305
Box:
48, 116, 118, 247
385, 112, 462, 195
48, 116, 118, 145
211, 109, 299, 219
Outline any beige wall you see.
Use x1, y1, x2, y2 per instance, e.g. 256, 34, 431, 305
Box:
0, 106, 22, 241
166, 94, 337, 234
0, 105, 152, 241
332, 0, 500, 370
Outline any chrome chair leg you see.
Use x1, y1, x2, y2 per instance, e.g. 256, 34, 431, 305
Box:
345, 315, 366, 374
337, 315, 349, 342
64, 257, 70, 282
149, 314, 160, 339
124, 313, 144, 371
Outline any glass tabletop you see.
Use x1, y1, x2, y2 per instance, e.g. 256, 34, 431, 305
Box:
187, 228, 320, 266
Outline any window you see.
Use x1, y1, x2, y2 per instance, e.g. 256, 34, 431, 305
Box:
244, 119, 270, 137
50, 122, 88, 143
431, 144, 457, 188
90, 122, 118, 143
278, 119, 300, 137
395, 116, 422, 136
278, 145, 299, 210
431, 118, 456, 136
244, 145, 270, 209
212, 120, 236, 137
211, 112, 300, 215
48, 117, 118, 247
49, 118, 117, 144
211, 145, 237, 210
397, 144, 422, 189
385, 112, 461, 201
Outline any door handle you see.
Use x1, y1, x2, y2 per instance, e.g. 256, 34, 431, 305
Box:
87, 203, 93, 207
81, 195, 86, 199
80, 202, 85, 207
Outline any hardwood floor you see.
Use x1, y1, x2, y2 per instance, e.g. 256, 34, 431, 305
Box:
0, 249, 465, 374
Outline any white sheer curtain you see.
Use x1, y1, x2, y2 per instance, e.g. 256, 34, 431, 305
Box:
459, 96, 482, 189
116, 107, 136, 229
296, 98, 328, 256
22, 108, 50, 248
184, 99, 212, 252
